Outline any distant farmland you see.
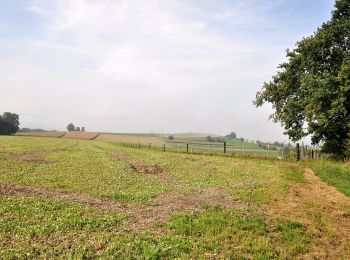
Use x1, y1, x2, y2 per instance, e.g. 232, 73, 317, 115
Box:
15, 132, 282, 157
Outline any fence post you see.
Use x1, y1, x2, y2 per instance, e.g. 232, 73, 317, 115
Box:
296, 143, 300, 161
149, 143, 151, 149
224, 142, 226, 154
187, 143, 189, 153
163, 144, 165, 152
139, 143, 141, 149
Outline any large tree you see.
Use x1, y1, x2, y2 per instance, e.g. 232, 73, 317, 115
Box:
254, 0, 350, 158
0, 112, 20, 135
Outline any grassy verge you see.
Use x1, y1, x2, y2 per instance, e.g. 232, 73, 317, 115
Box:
304, 160, 350, 196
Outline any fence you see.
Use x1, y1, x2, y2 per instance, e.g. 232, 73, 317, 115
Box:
295, 143, 322, 160
120, 140, 285, 158
119, 140, 325, 161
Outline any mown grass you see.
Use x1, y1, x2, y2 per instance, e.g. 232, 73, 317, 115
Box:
304, 160, 350, 196
0, 196, 124, 259
0, 137, 167, 202
102, 141, 304, 205
0, 198, 310, 259
0, 136, 339, 258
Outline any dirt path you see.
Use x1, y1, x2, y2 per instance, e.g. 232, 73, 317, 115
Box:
263, 167, 350, 259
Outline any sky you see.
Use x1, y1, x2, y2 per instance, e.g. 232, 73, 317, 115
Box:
0, 0, 335, 141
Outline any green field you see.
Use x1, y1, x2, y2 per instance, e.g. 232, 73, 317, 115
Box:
0, 136, 349, 258
173, 136, 262, 149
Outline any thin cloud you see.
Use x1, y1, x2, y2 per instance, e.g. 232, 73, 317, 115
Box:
0, 0, 334, 141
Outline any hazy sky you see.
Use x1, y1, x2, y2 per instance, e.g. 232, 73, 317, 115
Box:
0, 0, 334, 141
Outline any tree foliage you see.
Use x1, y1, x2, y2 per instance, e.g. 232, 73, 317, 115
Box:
0, 112, 20, 135
226, 132, 237, 139
66, 123, 75, 131
254, 0, 350, 158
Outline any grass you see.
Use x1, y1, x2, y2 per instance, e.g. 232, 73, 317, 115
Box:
0, 198, 310, 259
0, 137, 167, 202
304, 160, 350, 196
0, 136, 349, 258
0, 196, 124, 259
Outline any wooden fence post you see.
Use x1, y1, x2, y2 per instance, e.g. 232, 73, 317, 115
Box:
224, 142, 227, 154
187, 144, 189, 153
296, 143, 300, 161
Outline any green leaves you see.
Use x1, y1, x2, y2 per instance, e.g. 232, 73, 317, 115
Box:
255, 0, 350, 158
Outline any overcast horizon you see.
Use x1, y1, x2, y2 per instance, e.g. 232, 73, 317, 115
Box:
0, 0, 334, 142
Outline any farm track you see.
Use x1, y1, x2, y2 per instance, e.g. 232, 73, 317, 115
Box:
263, 166, 350, 259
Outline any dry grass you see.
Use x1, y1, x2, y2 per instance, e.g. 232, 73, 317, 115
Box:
15, 131, 66, 138
95, 134, 163, 144
262, 166, 350, 259
62, 131, 98, 140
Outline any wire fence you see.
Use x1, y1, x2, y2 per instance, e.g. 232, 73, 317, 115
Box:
118, 140, 326, 161
120, 140, 286, 158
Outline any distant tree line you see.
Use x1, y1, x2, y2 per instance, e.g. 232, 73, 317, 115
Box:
206, 136, 225, 143
255, 140, 291, 151
66, 123, 85, 132
0, 112, 19, 135
18, 128, 47, 132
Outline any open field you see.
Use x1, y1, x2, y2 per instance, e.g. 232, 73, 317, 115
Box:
0, 136, 349, 258
95, 133, 163, 145
62, 131, 99, 140
172, 136, 262, 150
15, 131, 66, 138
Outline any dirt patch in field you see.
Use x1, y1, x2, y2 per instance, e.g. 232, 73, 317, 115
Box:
6, 144, 77, 164
0, 183, 124, 213
0, 181, 244, 233
114, 151, 163, 175
263, 166, 350, 259
129, 188, 246, 232
113, 151, 184, 186
7, 151, 59, 164
112, 150, 246, 230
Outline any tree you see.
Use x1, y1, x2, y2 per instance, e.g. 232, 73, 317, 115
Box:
76, 126, 81, 131
254, 0, 350, 158
66, 123, 75, 131
82, 127, 85, 132
168, 135, 174, 140
227, 132, 237, 139
206, 136, 213, 142
0, 112, 19, 135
